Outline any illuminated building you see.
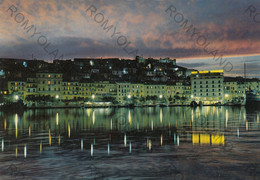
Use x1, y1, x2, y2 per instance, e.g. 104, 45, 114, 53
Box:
245, 79, 260, 91
8, 81, 26, 100
36, 72, 63, 98
224, 79, 246, 105
191, 70, 224, 105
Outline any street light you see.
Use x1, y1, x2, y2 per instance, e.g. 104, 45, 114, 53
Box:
14, 95, 19, 101
159, 95, 163, 99
55, 95, 59, 99
127, 95, 131, 99
92, 94, 95, 100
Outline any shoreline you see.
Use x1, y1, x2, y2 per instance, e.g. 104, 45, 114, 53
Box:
0, 103, 250, 112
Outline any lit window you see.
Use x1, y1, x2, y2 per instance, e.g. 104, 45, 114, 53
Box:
48, 74, 51, 78
48, 81, 51, 85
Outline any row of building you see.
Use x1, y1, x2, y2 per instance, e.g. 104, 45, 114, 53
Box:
2, 70, 260, 105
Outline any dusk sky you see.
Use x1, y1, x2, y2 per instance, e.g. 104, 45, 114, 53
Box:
0, 0, 260, 77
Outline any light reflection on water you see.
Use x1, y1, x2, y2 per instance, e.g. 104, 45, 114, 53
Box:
0, 106, 259, 179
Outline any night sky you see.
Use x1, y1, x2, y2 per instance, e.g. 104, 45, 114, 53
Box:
0, 0, 260, 77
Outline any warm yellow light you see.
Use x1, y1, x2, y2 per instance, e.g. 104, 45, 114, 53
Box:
4, 119, 6, 130
212, 134, 225, 145
49, 128, 51, 146
200, 134, 210, 144
210, 70, 223, 73
68, 124, 70, 138
15, 114, 18, 139
4, 91, 7, 95
40, 142, 42, 154
192, 134, 199, 144
58, 135, 60, 145
92, 111, 95, 125
48, 74, 51, 78
161, 135, 163, 146
199, 71, 209, 74
48, 81, 51, 85
56, 113, 59, 125
191, 71, 198, 74
124, 134, 127, 147
29, 125, 31, 137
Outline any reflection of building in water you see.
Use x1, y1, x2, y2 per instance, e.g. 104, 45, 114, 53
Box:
0, 107, 259, 156
192, 133, 225, 146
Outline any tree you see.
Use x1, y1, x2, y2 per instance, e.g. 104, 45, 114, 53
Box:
25, 95, 36, 102
0, 94, 4, 103
140, 96, 145, 102
174, 95, 181, 100
102, 96, 116, 102
151, 96, 157, 101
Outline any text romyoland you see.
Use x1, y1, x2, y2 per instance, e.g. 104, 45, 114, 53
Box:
165, 5, 233, 72
245, 4, 260, 23
86, 4, 139, 58
7, 5, 64, 60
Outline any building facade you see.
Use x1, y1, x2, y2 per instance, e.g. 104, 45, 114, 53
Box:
191, 70, 224, 105
224, 80, 246, 105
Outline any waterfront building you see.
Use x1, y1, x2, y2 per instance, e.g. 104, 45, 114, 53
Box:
1, 56, 259, 107
165, 82, 191, 104
116, 82, 190, 104
144, 84, 167, 98
25, 77, 38, 97
89, 81, 117, 101
245, 79, 260, 91
121, 83, 146, 104
224, 79, 246, 105
190, 70, 224, 105
117, 82, 132, 103
62, 81, 80, 100
36, 72, 63, 99
8, 81, 26, 101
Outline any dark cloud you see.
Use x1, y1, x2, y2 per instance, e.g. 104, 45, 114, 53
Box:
0, 0, 259, 78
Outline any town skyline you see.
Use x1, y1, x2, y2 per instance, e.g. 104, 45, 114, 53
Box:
1, 55, 259, 79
